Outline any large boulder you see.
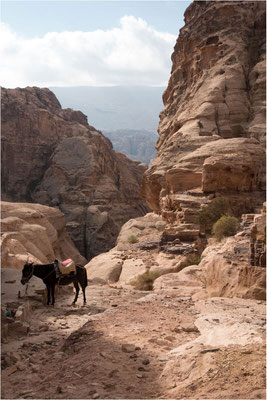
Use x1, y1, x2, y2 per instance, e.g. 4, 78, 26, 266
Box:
85, 249, 123, 284
85, 212, 190, 287
1, 201, 86, 269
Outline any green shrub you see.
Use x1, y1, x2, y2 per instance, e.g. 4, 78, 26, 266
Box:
127, 234, 139, 244
185, 253, 201, 266
212, 216, 239, 241
131, 271, 161, 291
198, 197, 229, 228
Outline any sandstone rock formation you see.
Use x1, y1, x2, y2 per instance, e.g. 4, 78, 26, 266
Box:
161, 297, 265, 399
1, 201, 86, 270
192, 203, 266, 301
86, 213, 195, 293
86, 1, 266, 300
85, 203, 266, 300
153, 265, 203, 297
85, 212, 203, 289
85, 213, 170, 286
250, 202, 266, 267
1, 4, 266, 399
141, 1, 266, 251
1, 87, 149, 259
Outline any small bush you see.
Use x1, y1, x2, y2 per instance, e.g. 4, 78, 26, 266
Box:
127, 234, 139, 244
131, 271, 161, 291
212, 215, 239, 241
198, 197, 229, 228
185, 253, 201, 266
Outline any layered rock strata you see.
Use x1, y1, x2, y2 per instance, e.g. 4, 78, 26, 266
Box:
1, 87, 149, 259
1, 201, 86, 269
194, 229, 266, 301
141, 1, 266, 250
250, 202, 266, 267
85, 212, 201, 291
86, 1, 266, 300
85, 206, 265, 300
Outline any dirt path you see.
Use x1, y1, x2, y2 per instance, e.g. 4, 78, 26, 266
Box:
1, 285, 266, 399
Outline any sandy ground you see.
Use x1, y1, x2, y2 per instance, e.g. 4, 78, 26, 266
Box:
1, 279, 266, 400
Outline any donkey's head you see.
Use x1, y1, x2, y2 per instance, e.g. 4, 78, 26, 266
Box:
21, 262, 34, 285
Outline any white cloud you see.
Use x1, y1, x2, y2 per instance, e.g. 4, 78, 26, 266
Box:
0, 16, 176, 88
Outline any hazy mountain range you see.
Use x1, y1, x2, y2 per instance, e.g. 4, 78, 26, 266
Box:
50, 86, 165, 132
49, 86, 164, 164
103, 129, 158, 165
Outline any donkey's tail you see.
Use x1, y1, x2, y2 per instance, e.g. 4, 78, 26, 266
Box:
83, 266, 88, 288
77, 264, 88, 287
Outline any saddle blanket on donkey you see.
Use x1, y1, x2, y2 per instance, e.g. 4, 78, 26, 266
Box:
54, 258, 76, 276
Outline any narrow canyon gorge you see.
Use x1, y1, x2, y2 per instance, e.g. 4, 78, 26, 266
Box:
1, 1, 266, 399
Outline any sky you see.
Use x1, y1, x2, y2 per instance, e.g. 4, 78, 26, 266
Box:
1, 1, 191, 88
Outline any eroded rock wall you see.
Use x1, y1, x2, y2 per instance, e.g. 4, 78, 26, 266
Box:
1, 87, 149, 259
141, 1, 266, 227
250, 203, 266, 267
193, 204, 266, 301
1, 201, 86, 269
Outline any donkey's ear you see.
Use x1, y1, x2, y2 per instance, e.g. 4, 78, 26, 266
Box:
26, 256, 33, 264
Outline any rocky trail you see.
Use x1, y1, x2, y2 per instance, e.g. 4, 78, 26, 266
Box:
1, 2, 266, 398
1, 282, 266, 400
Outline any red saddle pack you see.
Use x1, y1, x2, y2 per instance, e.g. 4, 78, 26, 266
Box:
58, 259, 76, 275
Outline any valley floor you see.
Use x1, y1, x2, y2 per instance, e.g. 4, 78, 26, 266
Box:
1, 285, 266, 399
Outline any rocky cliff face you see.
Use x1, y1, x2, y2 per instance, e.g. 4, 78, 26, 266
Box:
1, 201, 86, 269
1, 87, 149, 259
193, 204, 266, 301
84, 1, 266, 300
141, 1, 266, 236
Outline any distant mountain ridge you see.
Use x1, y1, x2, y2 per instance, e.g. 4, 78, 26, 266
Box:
49, 85, 165, 131
103, 129, 158, 165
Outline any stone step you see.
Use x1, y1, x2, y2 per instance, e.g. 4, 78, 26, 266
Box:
186, 189, 206, 198
181, 208, 200, 224
163, 223, 200, 242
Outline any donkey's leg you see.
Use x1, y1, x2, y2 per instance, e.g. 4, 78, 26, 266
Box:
78, 274, 87, 305
51, 284, 55, 306
79, 268, 87, 305
72, 280, 80, 304
46, 285, 50, 305
82, 284, 86, 305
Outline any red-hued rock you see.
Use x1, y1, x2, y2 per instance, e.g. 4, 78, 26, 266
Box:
141, 1, 266, 231
1, 87, 149, 259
